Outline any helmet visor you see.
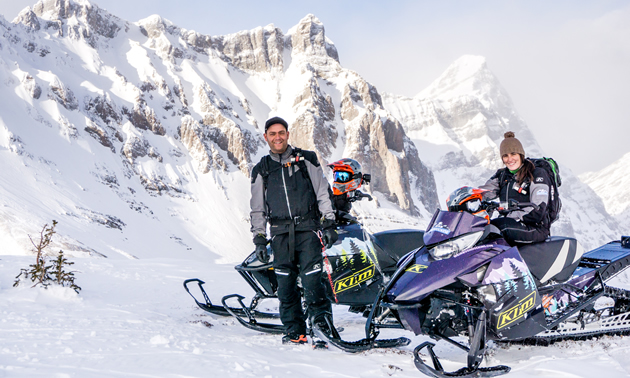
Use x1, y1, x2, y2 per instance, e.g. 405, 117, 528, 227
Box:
334, 171, 353, 183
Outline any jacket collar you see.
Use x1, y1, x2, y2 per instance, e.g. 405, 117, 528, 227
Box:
269, 145, 293, 163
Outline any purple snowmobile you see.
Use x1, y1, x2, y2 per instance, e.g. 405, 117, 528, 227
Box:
317, 186, 630, 377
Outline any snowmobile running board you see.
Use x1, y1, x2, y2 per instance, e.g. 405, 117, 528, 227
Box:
183, 279, 280, 320
527, 286, 630, 344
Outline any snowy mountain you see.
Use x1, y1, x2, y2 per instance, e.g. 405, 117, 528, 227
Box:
0, 0, 438, 262
383, 56, 622, 250
580, 152, 630, 227
0, 0, 622, 263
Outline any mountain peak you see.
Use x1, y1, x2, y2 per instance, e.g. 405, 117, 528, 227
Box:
298, 14, 323, 26
416, 54, 515, 113
22, 0, 124, 42
417, 55, 493, 99
137, 14, 178, 38
443, 55, 488, 80
31, 0, 95, 21
288, 14, 339, 62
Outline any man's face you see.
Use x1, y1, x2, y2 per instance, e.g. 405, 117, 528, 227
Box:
264, 124, 289, 154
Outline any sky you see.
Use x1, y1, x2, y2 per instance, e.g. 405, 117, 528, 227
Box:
2, 0, 629, 175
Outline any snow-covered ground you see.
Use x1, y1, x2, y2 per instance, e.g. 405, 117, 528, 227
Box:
2, 254, 630, 377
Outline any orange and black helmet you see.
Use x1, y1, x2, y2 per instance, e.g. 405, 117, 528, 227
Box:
328, 158, 364, 195
446, 186, 490, 221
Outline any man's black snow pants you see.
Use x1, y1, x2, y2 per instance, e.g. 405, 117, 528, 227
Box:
491, 217, 549, 246
271, 230, 332, 336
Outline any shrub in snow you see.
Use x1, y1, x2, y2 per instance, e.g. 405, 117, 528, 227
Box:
13, 220, 81, 294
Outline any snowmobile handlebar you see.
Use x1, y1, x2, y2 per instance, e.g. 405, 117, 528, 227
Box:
348, 190, 372, 202
483, 200, 539, 216
335, 211, 358, 225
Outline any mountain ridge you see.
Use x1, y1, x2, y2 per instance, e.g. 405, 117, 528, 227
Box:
0, 0, 439, 261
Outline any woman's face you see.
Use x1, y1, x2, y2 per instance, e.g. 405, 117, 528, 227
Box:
502, 152, 522, 171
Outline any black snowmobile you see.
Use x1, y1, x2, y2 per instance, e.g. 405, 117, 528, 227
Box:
184, 189, 422, 349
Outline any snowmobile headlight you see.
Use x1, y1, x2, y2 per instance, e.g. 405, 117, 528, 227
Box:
476, 284, 497, 304
428, 231, 484, 260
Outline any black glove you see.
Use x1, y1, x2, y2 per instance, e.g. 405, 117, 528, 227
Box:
253, 234, 269, 263
321, 220, 338, 249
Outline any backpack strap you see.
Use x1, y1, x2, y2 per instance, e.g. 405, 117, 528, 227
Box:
259, 155, 281, 191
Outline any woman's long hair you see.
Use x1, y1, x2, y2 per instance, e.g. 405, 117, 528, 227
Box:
516, 155, 535, 185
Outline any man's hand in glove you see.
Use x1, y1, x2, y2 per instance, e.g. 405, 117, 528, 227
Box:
321, 219, 339, 249
253, 233, 269, 263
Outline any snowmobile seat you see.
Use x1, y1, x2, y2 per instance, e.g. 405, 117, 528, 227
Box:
518, 236, 585, 285
371, 229, 425, 274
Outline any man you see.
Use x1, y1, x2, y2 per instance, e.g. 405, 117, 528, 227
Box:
250, 116, 338, 345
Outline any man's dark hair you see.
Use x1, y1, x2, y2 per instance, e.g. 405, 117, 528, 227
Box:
264, 117, 288, 132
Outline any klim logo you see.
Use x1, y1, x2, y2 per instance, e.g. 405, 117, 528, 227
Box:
334, 264, 375, 293
497, 291, 537, 330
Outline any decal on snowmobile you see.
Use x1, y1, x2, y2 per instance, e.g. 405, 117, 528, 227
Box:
428, 222, 450, 235
484, 254, 537, 297
497, 291, 537, 330
405, 264, 428, 274
334, 264, 375, 293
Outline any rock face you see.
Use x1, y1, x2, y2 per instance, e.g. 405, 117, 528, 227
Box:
383, 55, 622, 249
30, 0, 124, 46
0, 2, 440, 258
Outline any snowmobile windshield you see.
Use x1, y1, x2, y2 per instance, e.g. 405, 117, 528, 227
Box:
423, 209, 489, 247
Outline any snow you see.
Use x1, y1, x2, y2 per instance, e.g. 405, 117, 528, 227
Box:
3, 255, 630, 377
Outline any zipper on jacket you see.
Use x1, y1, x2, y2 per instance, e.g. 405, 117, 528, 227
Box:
281, 165, 293, 219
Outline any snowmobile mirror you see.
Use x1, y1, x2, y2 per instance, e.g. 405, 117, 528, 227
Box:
362, 174, 371, 184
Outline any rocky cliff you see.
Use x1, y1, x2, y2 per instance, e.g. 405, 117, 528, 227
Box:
0, 0, 438, 260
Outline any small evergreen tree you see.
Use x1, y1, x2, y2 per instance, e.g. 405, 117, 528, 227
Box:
13, 220, 81, 293
50, 250, 81, 293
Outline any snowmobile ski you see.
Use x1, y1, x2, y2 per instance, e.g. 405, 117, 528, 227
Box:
413, 311, 511, 378
221, 294, 286, 334
310, 320, 410, 353
413, 342, 511, 378
311, 339, 329, 350
184, 279, 280, 319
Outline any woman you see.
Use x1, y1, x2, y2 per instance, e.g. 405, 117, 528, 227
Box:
480, 131, 553, 246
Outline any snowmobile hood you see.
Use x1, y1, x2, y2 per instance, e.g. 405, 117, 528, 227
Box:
386, 243, 506, 303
